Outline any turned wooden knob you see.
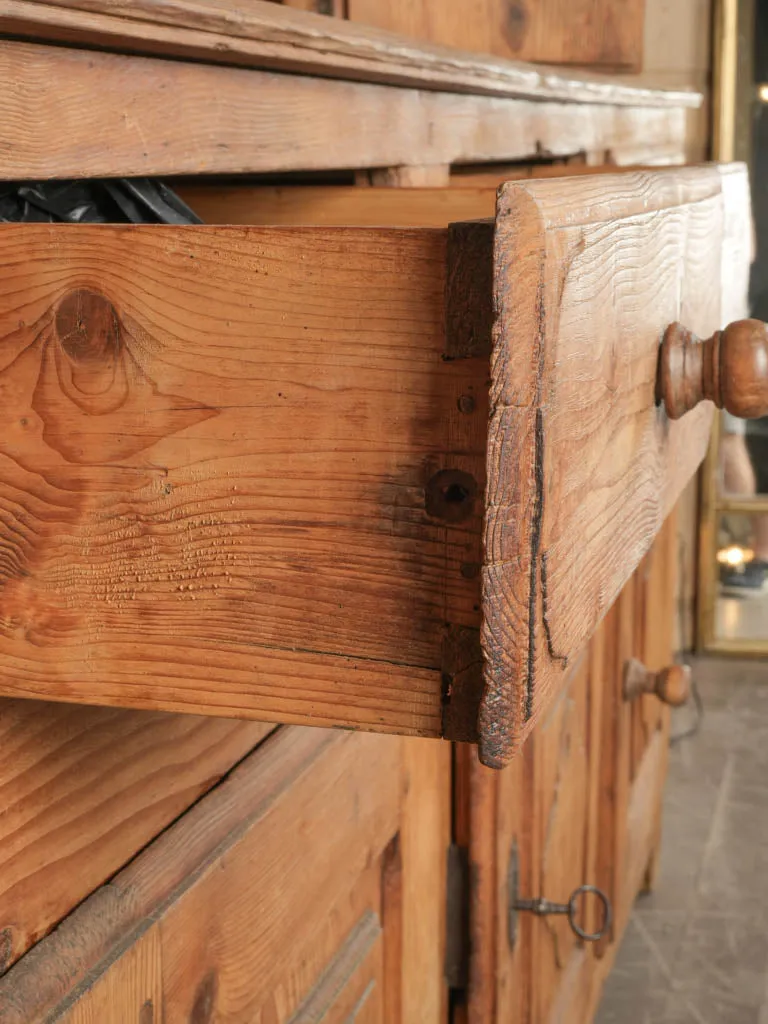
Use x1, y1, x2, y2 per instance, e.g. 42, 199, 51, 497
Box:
623, 659, 691, 706
657, 318, 768, 420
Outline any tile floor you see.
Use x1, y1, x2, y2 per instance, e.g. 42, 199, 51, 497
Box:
597, 656, 768, 1024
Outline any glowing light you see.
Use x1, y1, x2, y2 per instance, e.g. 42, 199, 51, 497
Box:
717, 545, 754, 567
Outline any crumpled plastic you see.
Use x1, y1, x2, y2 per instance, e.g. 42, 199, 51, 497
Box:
0, 178, 201, 225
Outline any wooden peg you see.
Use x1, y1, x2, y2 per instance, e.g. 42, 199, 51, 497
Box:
623, 659, 691, 706
657, 318, 768, 420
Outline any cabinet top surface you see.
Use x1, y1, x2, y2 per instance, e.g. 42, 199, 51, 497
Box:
0, 0, 702, 109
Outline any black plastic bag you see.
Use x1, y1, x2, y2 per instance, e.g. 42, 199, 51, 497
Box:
0, 178, 202, 225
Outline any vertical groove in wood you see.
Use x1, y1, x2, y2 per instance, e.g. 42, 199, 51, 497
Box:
400, 738, 451, 1021
464, 746, 498, 1023
381, 832, 403, 1024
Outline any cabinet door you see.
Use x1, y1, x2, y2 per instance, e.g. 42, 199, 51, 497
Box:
457, 522, 680, 1023
0, 728, 451, 1023
457, 636, 604, 1023
0, 167, 744, 764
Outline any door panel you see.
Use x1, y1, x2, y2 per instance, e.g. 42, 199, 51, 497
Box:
0, 701, 271, 974
0, 728, 451, 1023
0, 166, 743, 767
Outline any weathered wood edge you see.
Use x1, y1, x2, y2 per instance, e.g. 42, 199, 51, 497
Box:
508, 166, 727, 231
477, 186, 545, 769
0, 727, 334, 1024
0, 0, 702, 109
477, 168, 730, 769
0, 41, 691, 180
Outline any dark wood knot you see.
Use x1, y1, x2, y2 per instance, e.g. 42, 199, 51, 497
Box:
657, 318, 768, 420
190, 970, 217, 1024
503, 0, 529, 52
55, 288, 121, 368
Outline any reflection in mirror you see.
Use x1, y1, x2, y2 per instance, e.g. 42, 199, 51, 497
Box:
716, 512, 768, 641
719, 412, 768, 497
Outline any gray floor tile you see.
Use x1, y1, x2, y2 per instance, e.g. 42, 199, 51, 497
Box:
596, 657, 768, 1024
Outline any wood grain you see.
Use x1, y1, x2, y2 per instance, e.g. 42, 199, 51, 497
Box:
58, 930, 162, 1024
0, 701, 271, 974
0, 0, 697, 107
177, 184, 497, 227
347, 0, 646, 71
529, 655, 593, 1023
479, 166, 734, 766
0, 222, 495, 734
0, 40, 690, 180
0, 170, 738, 751
0, 727, 447, 1024
400, 739, 451, 1020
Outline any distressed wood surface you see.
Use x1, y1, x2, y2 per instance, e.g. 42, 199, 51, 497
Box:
0, 222, 494, 733
0, 169, 740, 751
0, 40, 689, 180
0, 701, 271, 975
461, 532, 678, 1021
0, 0, 697, 107
347, 0, 645, 71
479, 166, 734, 766
0, 728, 450, 1023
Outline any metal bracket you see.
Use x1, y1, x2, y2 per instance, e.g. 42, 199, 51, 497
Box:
507, 841, 612, 947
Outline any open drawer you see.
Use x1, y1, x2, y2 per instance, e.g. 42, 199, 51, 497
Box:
0, 165, 751, 766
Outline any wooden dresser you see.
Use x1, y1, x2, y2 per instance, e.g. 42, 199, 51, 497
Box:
0, 3, 759, 1022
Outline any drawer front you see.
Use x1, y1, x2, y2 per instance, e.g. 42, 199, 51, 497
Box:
478, 164, 750, 766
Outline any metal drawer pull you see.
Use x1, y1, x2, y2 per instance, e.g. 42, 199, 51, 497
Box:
513, 886, 612, 942
507, 842, 612, 946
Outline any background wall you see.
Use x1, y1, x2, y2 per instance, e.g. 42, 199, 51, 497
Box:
631, 0, 713, 161
633, 0, 714, 648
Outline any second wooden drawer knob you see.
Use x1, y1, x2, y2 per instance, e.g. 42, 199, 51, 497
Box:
623, 659, 691, 706
657, 318, 768, 420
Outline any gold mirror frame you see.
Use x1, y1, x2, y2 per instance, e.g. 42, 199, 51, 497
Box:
698, 0, 764, 652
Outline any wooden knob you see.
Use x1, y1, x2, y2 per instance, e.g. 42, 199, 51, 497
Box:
623, 658, 691, 706
657, 319, 768, 420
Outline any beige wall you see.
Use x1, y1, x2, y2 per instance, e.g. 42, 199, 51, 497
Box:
632, 1, 714, 647
633, 0, 713, 161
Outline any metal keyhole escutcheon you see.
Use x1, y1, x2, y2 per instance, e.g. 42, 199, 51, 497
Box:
507, 841, 612, 947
